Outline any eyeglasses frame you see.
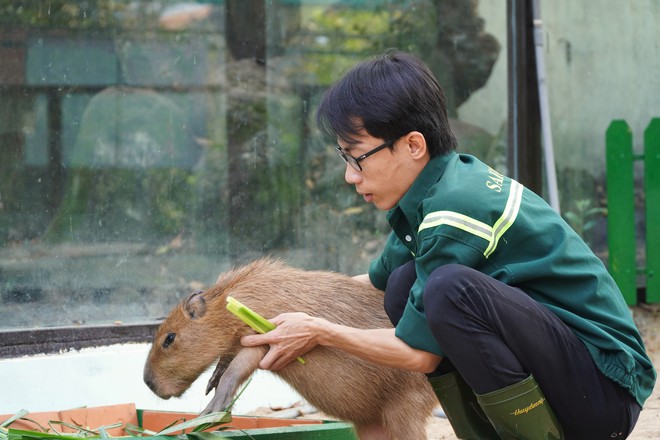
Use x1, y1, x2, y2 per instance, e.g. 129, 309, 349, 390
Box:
335, 138, 397, 171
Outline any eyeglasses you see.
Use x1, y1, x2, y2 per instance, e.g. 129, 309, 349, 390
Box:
335, 138, 396, 172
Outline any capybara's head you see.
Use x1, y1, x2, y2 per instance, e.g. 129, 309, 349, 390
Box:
143, 258, 308, 399
143, 289, 234, 399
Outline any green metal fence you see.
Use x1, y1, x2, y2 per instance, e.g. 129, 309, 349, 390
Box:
606, 118, 660, 305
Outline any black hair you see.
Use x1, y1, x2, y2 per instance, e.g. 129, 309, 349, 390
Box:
316, 51, 457, 157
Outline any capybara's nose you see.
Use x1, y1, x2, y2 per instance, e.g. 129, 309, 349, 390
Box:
144, 369, 156, 392
145, 378, 154, 391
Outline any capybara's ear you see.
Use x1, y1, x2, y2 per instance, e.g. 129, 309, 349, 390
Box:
184, 290, 207, 319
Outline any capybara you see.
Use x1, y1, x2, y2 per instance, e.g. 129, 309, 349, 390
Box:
143, 258, 437, 440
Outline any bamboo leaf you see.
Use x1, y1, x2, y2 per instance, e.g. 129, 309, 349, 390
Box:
153, 419, 185, 435
47, 421, 98, 436
123, 424, 156, 437
1, 410, 30, 429
10, 419, 49, 435
7, 428, 89, 440
156, 412, 231, 436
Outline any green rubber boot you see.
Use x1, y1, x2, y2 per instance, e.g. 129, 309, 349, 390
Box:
428, 372, 500, 439
476, 375, 564, 439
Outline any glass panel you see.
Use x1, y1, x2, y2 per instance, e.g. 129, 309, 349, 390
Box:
542, 2, 660, 263
0, 0, 507, 330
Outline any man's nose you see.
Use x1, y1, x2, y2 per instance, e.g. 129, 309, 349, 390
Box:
344, 163, 361, 184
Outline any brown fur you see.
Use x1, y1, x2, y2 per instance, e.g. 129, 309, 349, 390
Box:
144, 258, 437, 439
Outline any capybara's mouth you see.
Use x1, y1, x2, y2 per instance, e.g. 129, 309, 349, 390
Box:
144, 374, 175, 399
148, 384, 177, 400
145, 381, 190, 400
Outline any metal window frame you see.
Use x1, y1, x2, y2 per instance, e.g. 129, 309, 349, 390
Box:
0, 323, 159, 359
507, 0, 543, 194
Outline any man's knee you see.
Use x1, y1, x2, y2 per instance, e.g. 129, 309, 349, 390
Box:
424, 264, 479, 299
384, 261, 416, 326
423, 264, 484, 328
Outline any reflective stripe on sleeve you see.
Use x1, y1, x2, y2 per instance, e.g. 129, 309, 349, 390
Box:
419, 211, 492, 242
484, 180, 523, 257
418, 180, 524, 258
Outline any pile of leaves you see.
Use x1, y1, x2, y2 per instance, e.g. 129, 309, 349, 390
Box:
0, 410, 231, 440
0, 379, 252, 440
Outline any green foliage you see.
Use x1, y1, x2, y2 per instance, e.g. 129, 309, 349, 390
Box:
0, 410, 231, 440
0, 0, 129, 29
563, 199, 607, 239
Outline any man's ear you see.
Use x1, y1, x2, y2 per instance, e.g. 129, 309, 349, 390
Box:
404, 131, 428, 159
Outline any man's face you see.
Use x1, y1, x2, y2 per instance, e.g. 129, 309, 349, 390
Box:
336, 131, 429, 211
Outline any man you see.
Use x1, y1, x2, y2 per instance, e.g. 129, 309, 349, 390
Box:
241, 51, 655, 439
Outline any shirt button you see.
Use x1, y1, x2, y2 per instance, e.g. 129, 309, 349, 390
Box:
405, 235, 412, 242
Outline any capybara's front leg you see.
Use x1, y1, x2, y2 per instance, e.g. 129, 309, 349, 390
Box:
205, 356, 232, 395
354, 424, 391, 440
201, 346, 267, 414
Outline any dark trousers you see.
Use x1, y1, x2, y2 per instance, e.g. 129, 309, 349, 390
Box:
384, 261, 641, 439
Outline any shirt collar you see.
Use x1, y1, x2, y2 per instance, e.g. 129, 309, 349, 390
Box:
387, 151, 457, 227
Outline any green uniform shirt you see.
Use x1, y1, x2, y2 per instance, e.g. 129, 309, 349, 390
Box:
369, 152, 656, 406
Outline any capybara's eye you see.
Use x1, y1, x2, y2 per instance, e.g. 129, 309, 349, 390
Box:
163, 332, 176, 348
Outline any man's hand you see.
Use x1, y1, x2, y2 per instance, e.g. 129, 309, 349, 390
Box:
241, 312, 320, 371
242, 311, 442, 374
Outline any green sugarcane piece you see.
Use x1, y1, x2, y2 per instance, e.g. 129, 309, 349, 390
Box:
227, 296, 276, 333
226, 296, 305, 364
